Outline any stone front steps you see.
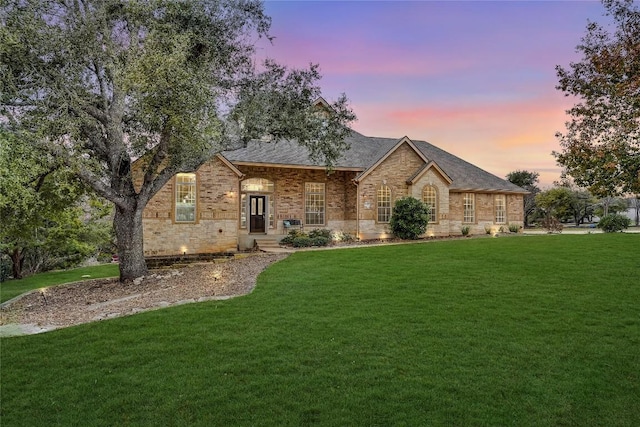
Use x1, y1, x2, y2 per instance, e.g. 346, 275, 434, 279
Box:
253, 237, 293, 253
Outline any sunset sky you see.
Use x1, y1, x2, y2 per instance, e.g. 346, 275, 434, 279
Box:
257, 0, 609, 188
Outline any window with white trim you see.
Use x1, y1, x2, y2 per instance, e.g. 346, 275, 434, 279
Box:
241, 178, 274, 193
495, 194, 506, 224
240, 194, 247, 228
240, 178, 275, 229
422, 186, 438, 223
463, 193, 475, 223
175, 173, 196, 222
377, 185, 392, 223
305, 183, 325, 225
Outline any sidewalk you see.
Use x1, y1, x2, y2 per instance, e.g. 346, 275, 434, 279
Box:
523, 226, 640, 234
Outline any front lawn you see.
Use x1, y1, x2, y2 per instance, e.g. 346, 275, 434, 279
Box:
1, 234, 638, 426
0, 264, 119, 303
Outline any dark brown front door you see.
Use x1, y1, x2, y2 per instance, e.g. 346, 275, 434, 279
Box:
249, 195, 266, 233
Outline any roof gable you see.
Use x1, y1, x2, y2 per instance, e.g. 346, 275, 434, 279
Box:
354, 136, 428, 183
215, 153, 244, 178
407, 160, 453, 185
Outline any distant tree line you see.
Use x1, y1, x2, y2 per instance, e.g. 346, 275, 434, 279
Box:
506, 170, 638, 230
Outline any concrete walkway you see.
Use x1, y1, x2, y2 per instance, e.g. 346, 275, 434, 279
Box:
0, 323, 56, 337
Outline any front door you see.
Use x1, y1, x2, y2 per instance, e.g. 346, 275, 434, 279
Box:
249, 195, 266, 233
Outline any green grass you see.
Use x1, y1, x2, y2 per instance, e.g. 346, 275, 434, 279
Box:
2, 235, 639, 426
0, 264, 119, 303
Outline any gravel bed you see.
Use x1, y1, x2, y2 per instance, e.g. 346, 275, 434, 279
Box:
0, 253, 288, 335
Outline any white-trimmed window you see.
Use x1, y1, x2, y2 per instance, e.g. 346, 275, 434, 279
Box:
241, 178, 274, 193
495, 194, 506, 224
240, 178, 275, 229
463, 193, 475, 223
422, 186, 438, 223
377, 185, 392, 223
268, 198, 274, 229
305, 183, 325, 225
175, 173, 196, 222
240, 194, 247, 228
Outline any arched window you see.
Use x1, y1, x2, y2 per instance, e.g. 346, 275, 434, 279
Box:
241, 178, 274, 193
377, 185, 391, 223
422, 186, 438, 223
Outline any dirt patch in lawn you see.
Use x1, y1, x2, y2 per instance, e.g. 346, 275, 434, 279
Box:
0, 253, 288, 335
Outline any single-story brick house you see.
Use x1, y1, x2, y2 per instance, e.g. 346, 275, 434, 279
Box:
140, 127, 527, 256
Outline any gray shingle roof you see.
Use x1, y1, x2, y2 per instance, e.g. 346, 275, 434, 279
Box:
222, 131, 526, 193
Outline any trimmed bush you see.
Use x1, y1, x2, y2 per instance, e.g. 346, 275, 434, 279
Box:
390, 197, 429, 240
310, 236, 330, 247
281, 229, 306, 245
337, 232, 355, 243
597, 214, 631, 233
461, 225, 471, 236
290, 235, 330, 248
292, 236, 313, 247
308, 229, 332, 240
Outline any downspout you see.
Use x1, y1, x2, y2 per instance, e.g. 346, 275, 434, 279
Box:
353, 179, 360, 240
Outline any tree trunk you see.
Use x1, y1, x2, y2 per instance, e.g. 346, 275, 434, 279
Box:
114, 205, 148, 282
10, 247, 24, 280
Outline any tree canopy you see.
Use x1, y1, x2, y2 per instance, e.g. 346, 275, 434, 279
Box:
554, 0, 640, 198
1, 0, 355, 280
506, 170, 540, 227
0, 129, 111, 279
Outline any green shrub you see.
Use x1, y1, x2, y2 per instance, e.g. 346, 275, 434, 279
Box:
292, 236, 313, 247
597, 214, 631, 233
390, 197, 429, 240
461, 225, 471, 236
310, 236, 330, 247
337, 232, 355, 243
308, 229, 332, 240
508, 224, 521, 233
281, 230, 306, 245
0, 255, 11, 282
291, 235, 330, 248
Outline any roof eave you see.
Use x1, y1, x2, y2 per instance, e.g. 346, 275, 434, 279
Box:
216, 154, 245, 178
229, 160, 364, 173
450, 187, 530, 194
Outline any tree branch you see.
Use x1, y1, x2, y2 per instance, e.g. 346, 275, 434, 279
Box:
142, 120, 171, 188
76, 166, 130, 210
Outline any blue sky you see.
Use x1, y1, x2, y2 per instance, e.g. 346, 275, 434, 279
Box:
257, 0, 608, 187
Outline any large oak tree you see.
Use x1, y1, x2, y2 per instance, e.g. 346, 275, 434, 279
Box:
1, 0, 355, 281
554, 0, 640, 198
